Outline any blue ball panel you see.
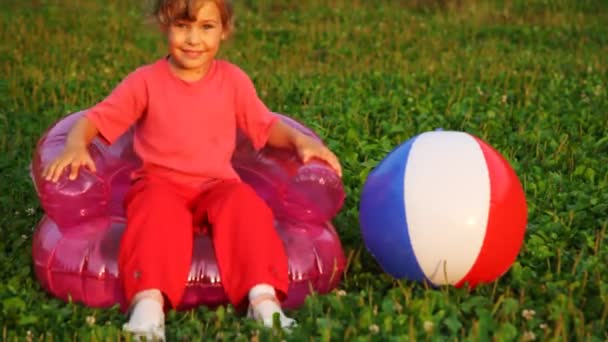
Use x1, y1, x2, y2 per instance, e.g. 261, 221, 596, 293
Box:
359, 136, 426, 281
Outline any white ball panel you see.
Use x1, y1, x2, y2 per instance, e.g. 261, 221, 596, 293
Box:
404, 131, 490, 285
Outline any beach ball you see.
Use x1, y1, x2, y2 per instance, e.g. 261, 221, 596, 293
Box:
359, 131, 527, 287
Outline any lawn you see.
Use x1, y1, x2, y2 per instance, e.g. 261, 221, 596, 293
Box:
1, 0, 607, 340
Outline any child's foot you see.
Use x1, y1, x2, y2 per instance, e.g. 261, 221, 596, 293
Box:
247, 284, 297, 330
122, 290, 166, 341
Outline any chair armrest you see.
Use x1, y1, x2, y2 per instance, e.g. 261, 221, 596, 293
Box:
30, 111, 137, 232
233, 114, 345, 223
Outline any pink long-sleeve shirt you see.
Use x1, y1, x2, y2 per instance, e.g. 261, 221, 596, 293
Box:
86, 58, 278, 187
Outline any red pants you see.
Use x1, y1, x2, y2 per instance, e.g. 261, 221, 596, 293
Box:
118, 176, 289, 311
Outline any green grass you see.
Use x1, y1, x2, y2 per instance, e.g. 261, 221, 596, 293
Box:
1, 0, 607, 340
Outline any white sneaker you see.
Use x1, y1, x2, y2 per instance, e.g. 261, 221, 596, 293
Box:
247, 293, 297, 331
122, 321, 166, 341
123, 291, 166, 341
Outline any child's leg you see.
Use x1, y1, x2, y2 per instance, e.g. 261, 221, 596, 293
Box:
119, 177, 197, 338
193, 181, 293, 327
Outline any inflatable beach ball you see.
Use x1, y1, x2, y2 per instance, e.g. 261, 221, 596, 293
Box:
359, 131, 527, 287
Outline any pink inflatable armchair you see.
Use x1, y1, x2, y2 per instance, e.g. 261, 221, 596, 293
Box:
31, 110, 346, 310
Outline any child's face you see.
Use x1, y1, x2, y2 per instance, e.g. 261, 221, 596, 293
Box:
166, 1, 226, 80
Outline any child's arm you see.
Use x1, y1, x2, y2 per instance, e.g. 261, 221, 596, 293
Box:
43, 117, 98, 182
232, 65, 342, 176
267, 120, 342, 177
44, 69, 147, 182
264, 120, 299, 149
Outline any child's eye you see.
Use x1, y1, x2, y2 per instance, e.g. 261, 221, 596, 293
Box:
173, 22, 188, 29
202, 24, 215, 30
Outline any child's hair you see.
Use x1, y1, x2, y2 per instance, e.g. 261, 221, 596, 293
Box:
153, 0, 234, 35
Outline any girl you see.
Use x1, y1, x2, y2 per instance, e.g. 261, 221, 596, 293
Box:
43, 0, 342, 340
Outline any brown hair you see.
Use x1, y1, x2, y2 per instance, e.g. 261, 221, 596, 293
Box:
153, 0, 234, 35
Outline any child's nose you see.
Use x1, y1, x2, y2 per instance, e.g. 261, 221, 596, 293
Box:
186, 28, 202, 45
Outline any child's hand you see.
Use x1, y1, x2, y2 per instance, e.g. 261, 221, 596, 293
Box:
43, 145, 97, 182
295, 135, 342, 177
